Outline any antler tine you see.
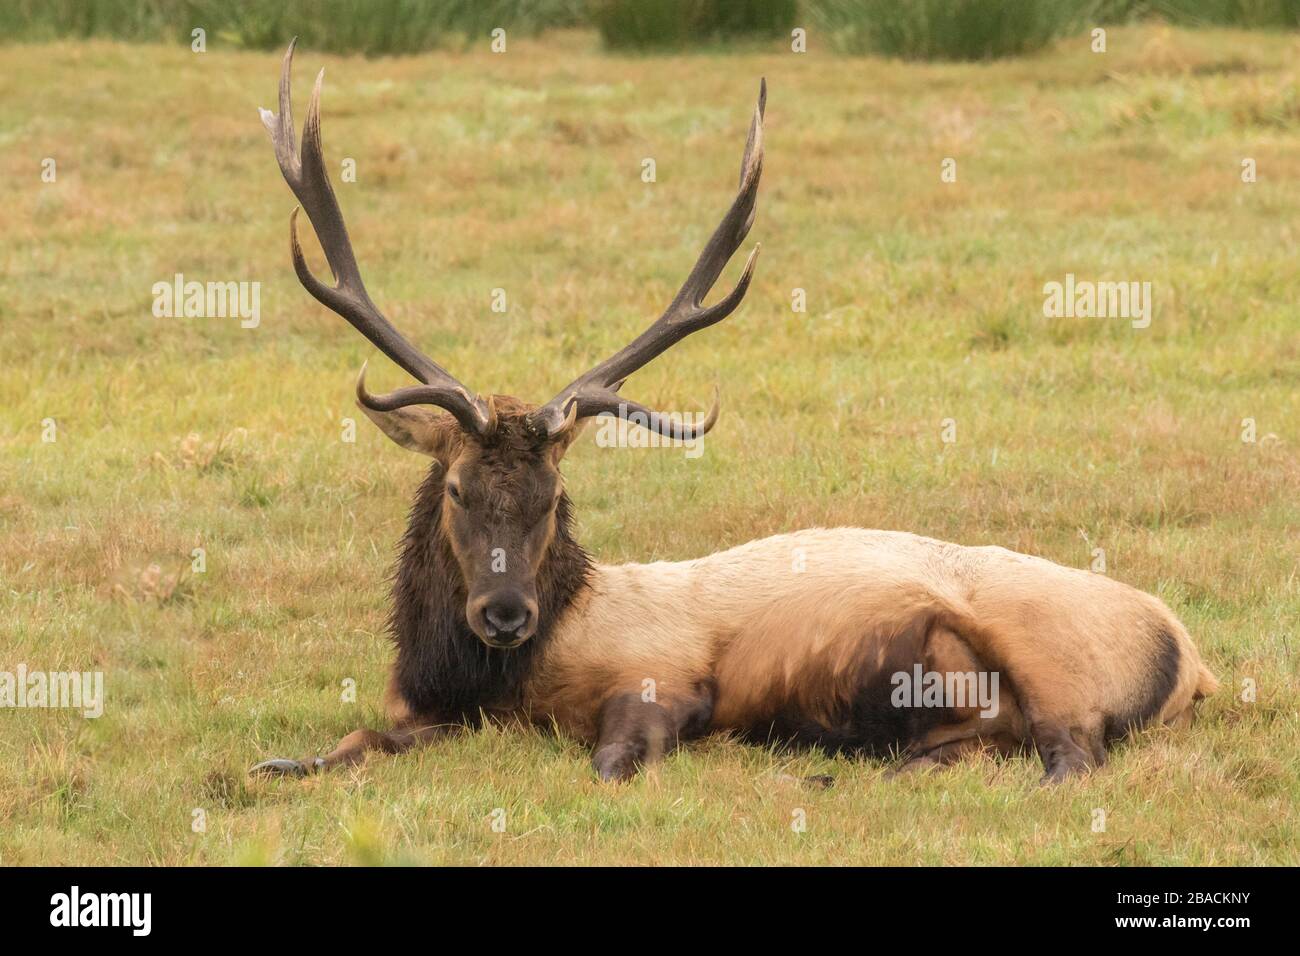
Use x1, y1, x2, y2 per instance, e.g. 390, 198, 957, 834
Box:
260, 39, 491, 435
528, 79, 766, 440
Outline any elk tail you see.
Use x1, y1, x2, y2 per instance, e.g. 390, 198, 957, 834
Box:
1194, 663, 1219, 701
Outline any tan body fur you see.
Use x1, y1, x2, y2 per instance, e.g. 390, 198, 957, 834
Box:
521, 528, 1215, 763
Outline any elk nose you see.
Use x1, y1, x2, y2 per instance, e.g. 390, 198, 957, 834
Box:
484, 599, 530, 638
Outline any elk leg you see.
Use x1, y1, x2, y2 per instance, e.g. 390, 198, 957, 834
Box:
1029, 719, 1093, 784
890, 732, 1022, 776
591, 682, 714, 783
250, 718, 455, 778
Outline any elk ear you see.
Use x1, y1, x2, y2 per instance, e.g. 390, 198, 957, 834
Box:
356, 363, 462, 461
359, 403, 461, 462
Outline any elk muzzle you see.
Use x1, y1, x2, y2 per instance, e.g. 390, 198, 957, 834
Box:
468, 590, 539, 647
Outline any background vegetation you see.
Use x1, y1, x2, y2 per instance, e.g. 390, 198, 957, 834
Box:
1, 20, 1297, 864
2, 0, 1298, 57
590, 0, 798, 50
0, 0, 586, 54
811, 0, 1103, 59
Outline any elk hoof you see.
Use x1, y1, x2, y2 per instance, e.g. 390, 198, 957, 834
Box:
886, 755, 941, 778
250, 757, 319, 778
592, 742, 641, 783
1039, 762, 1087, 785
1038, 747, 1090, 785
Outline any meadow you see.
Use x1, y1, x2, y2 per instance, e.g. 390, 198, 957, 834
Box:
1, 23, 1297, 865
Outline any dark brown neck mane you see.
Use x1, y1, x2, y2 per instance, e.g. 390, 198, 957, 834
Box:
389, 464, 592, 722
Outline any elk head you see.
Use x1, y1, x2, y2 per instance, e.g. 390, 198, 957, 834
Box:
261, 40, 764, 648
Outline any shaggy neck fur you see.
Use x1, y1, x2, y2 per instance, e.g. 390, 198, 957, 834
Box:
390, 463, 592, 721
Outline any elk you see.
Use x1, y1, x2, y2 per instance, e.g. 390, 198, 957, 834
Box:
251, 42, 1216, 785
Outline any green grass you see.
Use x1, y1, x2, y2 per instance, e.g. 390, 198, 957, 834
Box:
2, 25, 1298, 865
591, 0, 797, 50
5, 2, 1298, 60
812, 0, 1105, 60
1151, 0, 1300, 28
0, 0, 586, 54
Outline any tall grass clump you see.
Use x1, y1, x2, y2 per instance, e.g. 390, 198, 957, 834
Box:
0, 0, 586, 54
1150, 0, 1300, 28
809, 0, 1104, 60
590, 0, 797, 50
0, 0, 182, 42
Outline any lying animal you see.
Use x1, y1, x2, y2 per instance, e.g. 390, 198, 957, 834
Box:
252, 42, 1216, 784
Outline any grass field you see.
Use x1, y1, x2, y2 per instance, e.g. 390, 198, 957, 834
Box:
2, 24, 1298, 865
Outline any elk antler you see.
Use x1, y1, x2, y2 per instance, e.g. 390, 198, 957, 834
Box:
260, 39, 493, 436
526, 79, 766, 440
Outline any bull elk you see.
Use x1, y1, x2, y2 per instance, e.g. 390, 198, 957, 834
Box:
251, 42, 1216, 784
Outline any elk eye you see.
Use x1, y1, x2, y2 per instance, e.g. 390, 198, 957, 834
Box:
446, 483, 462, 505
